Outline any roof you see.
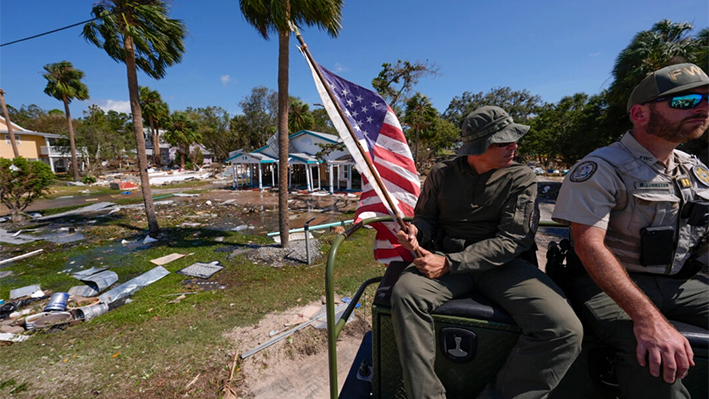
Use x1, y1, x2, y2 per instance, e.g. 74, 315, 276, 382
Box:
226, 150, 279, 164
232, 129, 350, 165
289, 153, 321, 164
289, 130, 340, 144
0, 116, 63, 139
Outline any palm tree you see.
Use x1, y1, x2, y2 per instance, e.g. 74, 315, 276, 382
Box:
42, 61, 90, 181
239, 0, 343, 248
164, 111, 201, 170
83, 0, 186, 237
403, 93, 437, 166
608, 20, 703, 107
139, 86, 170, 166
288, 98, 314, 133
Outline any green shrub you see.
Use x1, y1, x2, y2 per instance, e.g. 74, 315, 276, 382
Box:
0, 157, 55, 222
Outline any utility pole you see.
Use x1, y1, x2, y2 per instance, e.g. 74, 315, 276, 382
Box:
0, 89, 20, 158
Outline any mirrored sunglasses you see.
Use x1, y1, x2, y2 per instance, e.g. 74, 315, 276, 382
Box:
645, 93, 709, 110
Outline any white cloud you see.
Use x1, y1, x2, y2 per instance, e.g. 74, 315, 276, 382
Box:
221, 74, 232, 85
334, 63, 348, 72
97, 100, 132, 114
588, 52, 601, 57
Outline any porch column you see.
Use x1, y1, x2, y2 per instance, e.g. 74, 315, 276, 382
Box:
317, 164, 321, 191
232, 164, 236, 189
347, 165, 352, 190
271, 164, 276, 187
328, 163, 333, 194
258, 163, 263, 191
305, 165, 312, 193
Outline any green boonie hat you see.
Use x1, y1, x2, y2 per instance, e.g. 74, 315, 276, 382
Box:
627, 63, 709, 111
457, 106, 530, 156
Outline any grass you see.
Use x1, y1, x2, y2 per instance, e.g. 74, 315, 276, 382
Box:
0, 192, 382, 398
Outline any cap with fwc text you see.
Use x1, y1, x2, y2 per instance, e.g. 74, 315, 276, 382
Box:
627, 63, 709, 111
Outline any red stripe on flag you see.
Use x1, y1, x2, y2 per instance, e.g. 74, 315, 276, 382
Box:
371, 145, 417, 174
374, 163, 421, 198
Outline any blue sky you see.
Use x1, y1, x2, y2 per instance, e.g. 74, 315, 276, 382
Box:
0, 0, 707, 121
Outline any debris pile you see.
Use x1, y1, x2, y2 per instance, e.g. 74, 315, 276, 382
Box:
0, 265, 171, 343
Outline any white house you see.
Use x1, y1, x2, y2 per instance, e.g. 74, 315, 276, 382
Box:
227, 130, 360, 193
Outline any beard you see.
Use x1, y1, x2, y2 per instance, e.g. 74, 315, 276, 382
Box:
646, 104, 709, 143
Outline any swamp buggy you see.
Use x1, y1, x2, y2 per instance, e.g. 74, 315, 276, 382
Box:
324, 217, 709, 399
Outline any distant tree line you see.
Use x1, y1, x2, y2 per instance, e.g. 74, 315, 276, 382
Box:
9, 20, 707, 174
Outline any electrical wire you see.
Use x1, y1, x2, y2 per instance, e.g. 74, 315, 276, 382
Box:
0, 8, 125, 48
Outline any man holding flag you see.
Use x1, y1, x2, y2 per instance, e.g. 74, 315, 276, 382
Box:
304, 56, 420, 263
393, 106, 583, 399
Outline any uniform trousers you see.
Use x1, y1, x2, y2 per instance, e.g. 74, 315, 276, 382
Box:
569, 272, 709, 399
390, 258, 583, 399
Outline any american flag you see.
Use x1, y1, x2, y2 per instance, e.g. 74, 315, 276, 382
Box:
304, 59, 420, 263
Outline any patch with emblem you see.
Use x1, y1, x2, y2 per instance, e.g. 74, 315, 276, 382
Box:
693, 165, 709, 186
569, 161, 597, 182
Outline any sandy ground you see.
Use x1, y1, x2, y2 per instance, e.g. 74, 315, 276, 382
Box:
224, 301, 367, 399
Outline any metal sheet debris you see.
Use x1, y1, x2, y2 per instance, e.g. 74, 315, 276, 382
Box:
35, 202, 116, 221
177, 261, 223, 279
99, 266, 170, 304
71, 267, 108, 279
150, 253, 186, 265
9, 285, 42, 300
0, 229, 40, 245
68, 269, 119, 296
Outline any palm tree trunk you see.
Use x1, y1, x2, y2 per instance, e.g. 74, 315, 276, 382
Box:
0, 89, 20, 158
277, 26, 290, 249
125, 35, 159, 237
63, 96, 80, 181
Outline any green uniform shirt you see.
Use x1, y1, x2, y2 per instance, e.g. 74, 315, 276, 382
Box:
413, 156, 538, 273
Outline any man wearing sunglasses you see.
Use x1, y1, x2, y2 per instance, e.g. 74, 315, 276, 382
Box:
553, 63, 709, 399
393, 106, 583, 399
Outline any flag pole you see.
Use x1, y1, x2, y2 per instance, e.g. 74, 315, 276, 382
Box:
291, 23, 409, 232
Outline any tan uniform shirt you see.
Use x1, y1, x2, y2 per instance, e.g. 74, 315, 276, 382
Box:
553, 132, 709, 275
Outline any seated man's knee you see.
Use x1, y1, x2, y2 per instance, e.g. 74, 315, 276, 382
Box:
553, 308, 584, 353
391, 272, 418, 308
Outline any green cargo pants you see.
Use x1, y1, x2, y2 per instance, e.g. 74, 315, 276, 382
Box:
391, 258, 583, 399
569, 272, 709, 399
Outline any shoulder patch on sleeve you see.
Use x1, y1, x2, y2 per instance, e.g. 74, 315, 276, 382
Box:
693, 165, 709, 186
569, 161, 598, 182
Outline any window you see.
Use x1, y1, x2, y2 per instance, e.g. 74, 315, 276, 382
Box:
5, 135, 21, 145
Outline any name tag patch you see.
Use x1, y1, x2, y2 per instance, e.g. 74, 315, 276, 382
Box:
636, 181, 671, 190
